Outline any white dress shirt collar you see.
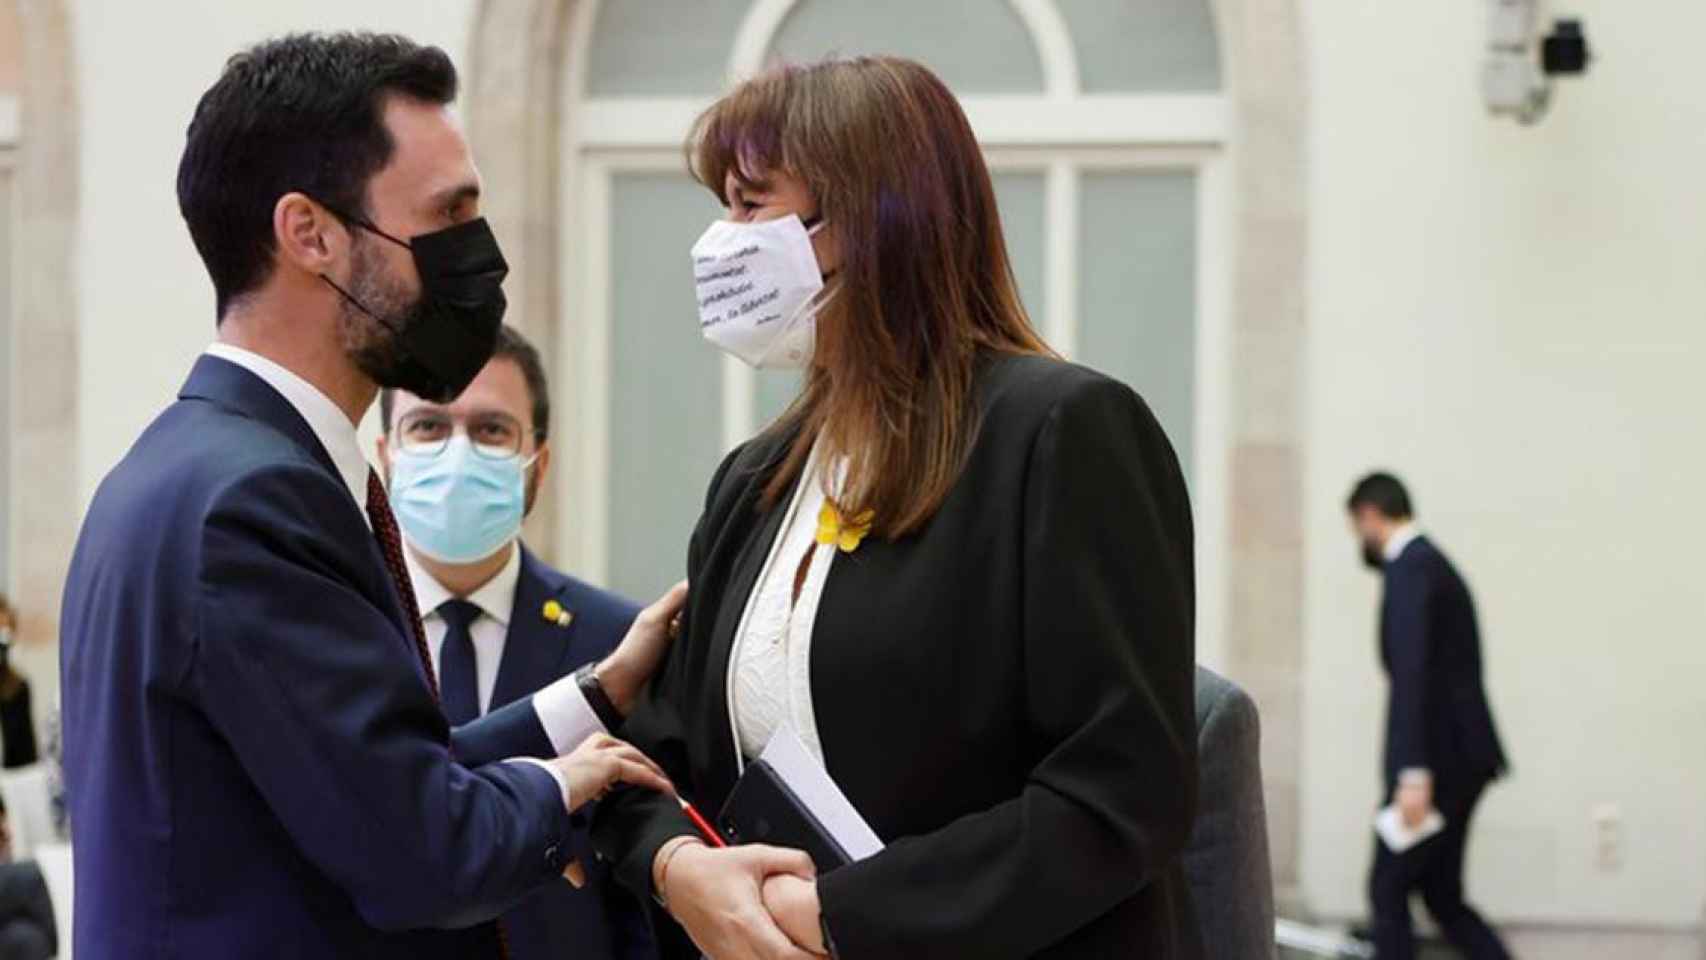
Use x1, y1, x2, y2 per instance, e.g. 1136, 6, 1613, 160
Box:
204, 342, 370, 510
408, 542, 533, 721
406, 541, 523, 628
1384, 522, 1422, 563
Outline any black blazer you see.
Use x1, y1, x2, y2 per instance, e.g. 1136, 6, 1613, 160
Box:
595, 354, 1203, 959
497, 548, 656, 960
60, 356, 576, 959
1380, 536, 1509, 795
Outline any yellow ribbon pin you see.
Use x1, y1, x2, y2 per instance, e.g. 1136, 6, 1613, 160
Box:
542, 600, 574, 628
815, 501, 875, 554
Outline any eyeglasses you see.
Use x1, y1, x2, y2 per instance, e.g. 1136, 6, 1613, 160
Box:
394, 410, 536, 461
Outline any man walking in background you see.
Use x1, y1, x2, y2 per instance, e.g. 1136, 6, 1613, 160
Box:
1348, 472, 1512, 960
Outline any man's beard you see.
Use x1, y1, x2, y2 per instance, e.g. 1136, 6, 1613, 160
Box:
338, 235, 427, 389
1361, 539, 1385, 571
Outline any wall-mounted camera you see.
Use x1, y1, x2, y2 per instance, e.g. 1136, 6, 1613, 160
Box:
1483, 1, 1591, 125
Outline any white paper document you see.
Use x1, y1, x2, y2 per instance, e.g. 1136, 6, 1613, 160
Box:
758, 726, 886, 862
1374, 805, 1446, 854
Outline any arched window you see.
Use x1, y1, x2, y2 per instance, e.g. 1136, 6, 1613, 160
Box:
555, 0, 1228, 620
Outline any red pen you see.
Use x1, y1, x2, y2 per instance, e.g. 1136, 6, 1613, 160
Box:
677, 796, 728, 848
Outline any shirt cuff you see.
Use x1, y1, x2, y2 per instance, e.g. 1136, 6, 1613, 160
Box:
533, 672, 608, 755
509, 757, 572, 813
1398, 767, 1433, 787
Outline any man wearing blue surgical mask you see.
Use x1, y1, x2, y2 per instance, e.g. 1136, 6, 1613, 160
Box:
379, 324, 660, 960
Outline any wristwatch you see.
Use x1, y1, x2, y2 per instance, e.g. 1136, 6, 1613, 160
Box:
574, 661, 625, 733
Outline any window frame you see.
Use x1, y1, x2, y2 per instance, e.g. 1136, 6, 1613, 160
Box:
553, 0, 1231, 662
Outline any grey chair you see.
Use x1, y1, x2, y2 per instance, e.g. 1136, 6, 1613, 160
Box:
1182, 666, 1277, 960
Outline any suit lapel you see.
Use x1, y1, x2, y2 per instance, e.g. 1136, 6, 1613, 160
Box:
490, 548, 578, 710
700, 439, 800, 789
181, 354, 424, 680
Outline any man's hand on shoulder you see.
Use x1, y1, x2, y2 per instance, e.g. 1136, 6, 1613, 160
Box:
596, 580, 689, 716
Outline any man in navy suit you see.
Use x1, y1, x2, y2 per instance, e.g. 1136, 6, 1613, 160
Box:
58, 33, 683, 958
1348, 473, 1511, 960
377, 324, 659, 960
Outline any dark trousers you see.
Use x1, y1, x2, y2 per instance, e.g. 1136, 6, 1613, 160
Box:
1369, 782, 1512, 960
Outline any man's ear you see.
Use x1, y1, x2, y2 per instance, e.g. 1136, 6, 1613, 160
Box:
533, 442, 552, 490
274, 191, 344, 276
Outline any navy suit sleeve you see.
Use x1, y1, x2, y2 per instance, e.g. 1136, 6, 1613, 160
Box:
191, 463, 573, 932
1384, 564, 1433, 778
453, 696, 555, 766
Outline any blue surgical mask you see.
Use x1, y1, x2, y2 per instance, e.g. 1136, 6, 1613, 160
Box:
390, 436, 537, 564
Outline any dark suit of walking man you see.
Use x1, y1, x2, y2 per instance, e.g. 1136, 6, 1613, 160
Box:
58, 34, 677, 959
1348, 473, 1511, 960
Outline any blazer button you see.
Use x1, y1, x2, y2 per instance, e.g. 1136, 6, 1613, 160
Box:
544, 843, 562, 869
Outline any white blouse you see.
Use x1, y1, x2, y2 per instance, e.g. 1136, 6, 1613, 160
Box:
727, 441, 841, 766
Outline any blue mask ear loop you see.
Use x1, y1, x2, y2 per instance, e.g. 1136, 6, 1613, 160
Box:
478, 447, 543, 506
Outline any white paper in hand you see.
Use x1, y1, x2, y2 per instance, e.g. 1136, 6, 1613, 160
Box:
758, 725, 885, 862
1375, 805, 1446, 854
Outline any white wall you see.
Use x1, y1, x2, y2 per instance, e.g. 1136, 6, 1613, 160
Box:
1301, 0, 1706, 929
71, 0, 477, 508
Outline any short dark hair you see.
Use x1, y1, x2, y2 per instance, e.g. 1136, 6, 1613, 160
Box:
177, 32, 458, 319
1347, 472, 1414, 520
380, 324, 551, 441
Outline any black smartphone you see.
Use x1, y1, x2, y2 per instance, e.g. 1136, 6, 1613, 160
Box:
716, 758, 852, 874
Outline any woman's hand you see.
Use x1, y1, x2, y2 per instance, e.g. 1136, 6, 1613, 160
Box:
762, 874, 827, 955
658, 841, 821, 960
596, 580, 689, 716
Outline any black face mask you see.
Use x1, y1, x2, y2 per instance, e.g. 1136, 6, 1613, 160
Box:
1361, 540, 1385, 571
321, 210, 509, 403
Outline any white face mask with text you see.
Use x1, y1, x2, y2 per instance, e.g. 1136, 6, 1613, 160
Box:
691, 213, 829, 370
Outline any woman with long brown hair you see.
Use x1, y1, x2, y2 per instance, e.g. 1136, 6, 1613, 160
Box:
594, 56, 1201, 959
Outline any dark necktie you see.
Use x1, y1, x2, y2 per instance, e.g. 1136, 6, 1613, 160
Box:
365, 470, 440, 702
437, 600, 482, 727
